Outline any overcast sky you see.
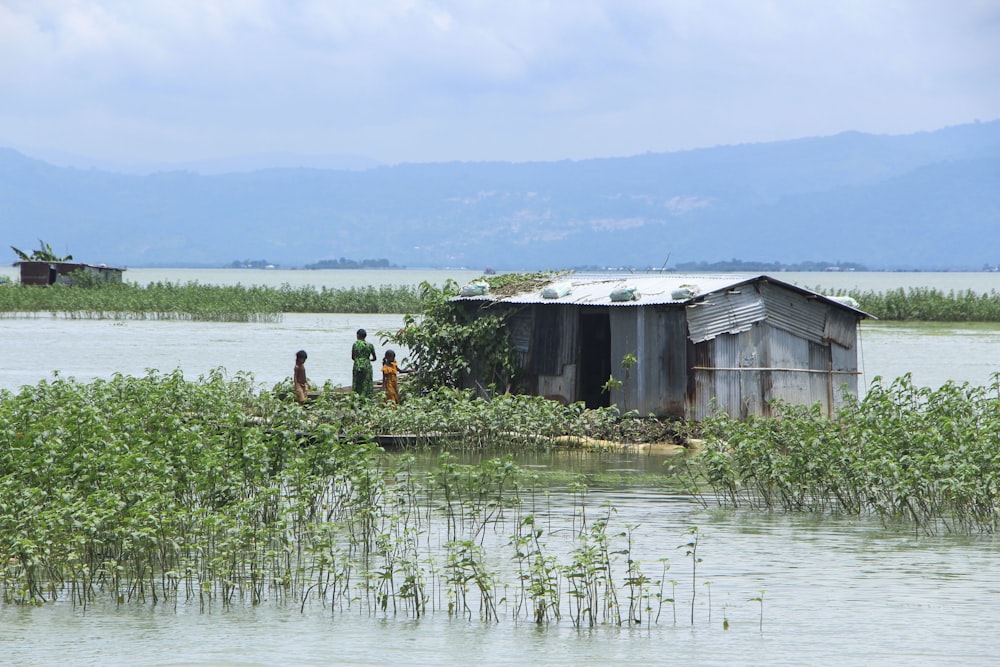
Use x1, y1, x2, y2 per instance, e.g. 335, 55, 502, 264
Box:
1, 0, 998, 167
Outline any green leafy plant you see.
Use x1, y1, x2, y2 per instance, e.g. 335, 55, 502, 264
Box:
11, 239, 73, 262
693, 373, 1000, 534
678, 526, 702, 625
386, 279, 517, 394
602, 352, 638, 407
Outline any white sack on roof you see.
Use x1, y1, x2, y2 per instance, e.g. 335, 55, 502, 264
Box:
609, 285, 639, 302
459, 281, 490, 297
541, 281, 572, 299
671, 284, 700, 300
828, 295, 860, 309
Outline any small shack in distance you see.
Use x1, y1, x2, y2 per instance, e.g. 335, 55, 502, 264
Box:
15, 261, 126, 286
451, 273, 872, 421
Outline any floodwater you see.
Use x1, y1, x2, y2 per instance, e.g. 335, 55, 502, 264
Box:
0, 312, 409, 392
3, 268, 1000, 392
3, 489, 1000, 666
4, 314, 999, 393
3, 268, 1000, 665
2, 265, 999, 294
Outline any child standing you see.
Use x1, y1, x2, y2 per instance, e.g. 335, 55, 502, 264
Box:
293, 349, 309, 403
381, 349, 410, 404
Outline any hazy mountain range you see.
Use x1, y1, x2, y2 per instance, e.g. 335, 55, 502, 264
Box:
3, 120, 999, 271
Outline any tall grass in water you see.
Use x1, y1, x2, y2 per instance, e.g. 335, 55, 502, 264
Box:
4, 281, 1000, 322
844, 287, 1000, 322
0, 281, 422, 321
694, 374, 1000, 534
0, 373, 711, 627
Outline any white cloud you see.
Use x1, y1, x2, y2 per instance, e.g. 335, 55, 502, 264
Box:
0, 0, 997, 164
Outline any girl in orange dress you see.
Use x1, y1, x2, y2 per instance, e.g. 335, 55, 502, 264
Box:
381, 349, 410, 404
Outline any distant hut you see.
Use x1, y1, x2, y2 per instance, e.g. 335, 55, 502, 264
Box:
451, 274, 872, 420
16, 261, 125, 286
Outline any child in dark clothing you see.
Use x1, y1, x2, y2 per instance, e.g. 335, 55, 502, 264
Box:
293, 349, 309, 403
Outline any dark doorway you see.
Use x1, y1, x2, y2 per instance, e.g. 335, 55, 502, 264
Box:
578, 312, 611, 409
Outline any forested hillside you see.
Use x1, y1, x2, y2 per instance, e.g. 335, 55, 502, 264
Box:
2, 120, 998, 270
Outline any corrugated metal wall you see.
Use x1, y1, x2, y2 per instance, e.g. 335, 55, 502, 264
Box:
530, 306, 566, 375
607, 308, 635, 412
824, 307, 859, 348
583, 284, 860, 420
691, 316, 860, 419
482, 278, 863, 420
17, 262, 124, 286
808, 340, 833, 412
691, 327, 768, 420
522, 305, 579, 403
831, 341, 860, 410
607, 306, 688, 417
17, 263, 52, 286
658, 307, 690, 417
767, 325, 815, 406
759, 281, 828, 344
686, 288, 766, 343
509, 310, 533, 371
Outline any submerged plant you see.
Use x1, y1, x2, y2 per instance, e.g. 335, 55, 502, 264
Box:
564, 508, 619, 628
0, 369, 839, 638
749, 590, 766, 632
510, 514, 560, 624
678, 526, 702, 626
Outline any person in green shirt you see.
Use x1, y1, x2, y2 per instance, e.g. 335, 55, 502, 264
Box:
351, 328, 377, 397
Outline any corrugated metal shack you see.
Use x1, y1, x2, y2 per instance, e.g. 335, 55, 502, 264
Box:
16, 261, 125, 286
453, 274, 871, 420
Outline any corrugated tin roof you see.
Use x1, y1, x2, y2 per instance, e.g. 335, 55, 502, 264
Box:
453, 273, 872, 317
456, 273, 751, 306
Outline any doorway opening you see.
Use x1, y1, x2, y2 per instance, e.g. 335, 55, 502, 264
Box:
578, 312, 611, 409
